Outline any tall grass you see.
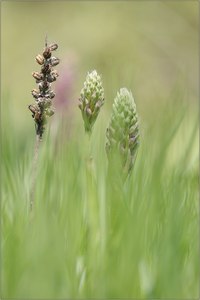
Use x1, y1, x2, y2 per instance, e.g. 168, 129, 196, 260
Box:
1, 93, 199, 299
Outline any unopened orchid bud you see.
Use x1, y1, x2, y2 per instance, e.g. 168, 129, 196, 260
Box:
47, 76, 54, 83
47, 90, 56, 99
86, 107, 92, 116
79, 70, 104, 134
49, 43, 58, 51
28, 104, 37, 116
31, 89, 40, 98
35, 54, 44, 65
38, 81, 50, 92
43, 98, 52, 108
32, 72, 43, 81
45, 108, 54, 116
106, 88, 139, 177
51, 70, 59, 77
41, 64, 50, 74
50, 57, 60, 66
43, 47, 51, 59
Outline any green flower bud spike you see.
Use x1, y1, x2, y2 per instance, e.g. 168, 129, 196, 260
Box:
79, 70, 104, 134
106, 88, 139, 177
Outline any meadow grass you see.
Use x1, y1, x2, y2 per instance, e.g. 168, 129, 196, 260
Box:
1, 94, 199, 299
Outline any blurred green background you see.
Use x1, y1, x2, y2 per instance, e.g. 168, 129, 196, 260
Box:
2, 0, 198, 123
1, 1, 199, 299
2, 0, 199, 186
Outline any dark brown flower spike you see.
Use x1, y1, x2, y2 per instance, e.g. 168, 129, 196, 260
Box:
28, 39, 59, 140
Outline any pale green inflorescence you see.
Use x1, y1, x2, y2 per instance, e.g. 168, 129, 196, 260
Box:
79, 70, 104, 134
106, 88, 139, 176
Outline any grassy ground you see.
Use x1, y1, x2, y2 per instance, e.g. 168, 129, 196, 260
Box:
1, 93, 199, 299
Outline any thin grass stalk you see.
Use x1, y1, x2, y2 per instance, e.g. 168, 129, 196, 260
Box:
84, 134, 99, 292
29, 134, 41, 211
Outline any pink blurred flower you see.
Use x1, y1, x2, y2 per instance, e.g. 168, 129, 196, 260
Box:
54, 52, 78, 112
50, 52, 79, 147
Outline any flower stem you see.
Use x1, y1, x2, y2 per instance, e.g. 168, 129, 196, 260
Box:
29, 134, 41, 212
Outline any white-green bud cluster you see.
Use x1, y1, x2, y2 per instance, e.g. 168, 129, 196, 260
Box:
106, 88, 139, 176
79, 70, 104, 134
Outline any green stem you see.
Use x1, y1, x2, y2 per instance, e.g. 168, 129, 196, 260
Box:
29, 134, 41, 212
84, 133, 100, 293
